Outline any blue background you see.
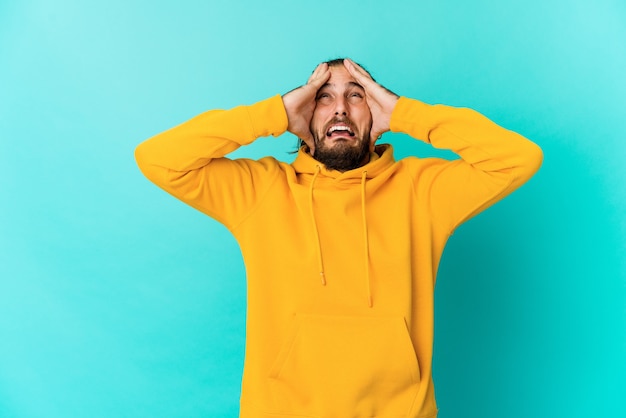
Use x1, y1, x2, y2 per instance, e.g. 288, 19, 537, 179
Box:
1, 1, 625, 417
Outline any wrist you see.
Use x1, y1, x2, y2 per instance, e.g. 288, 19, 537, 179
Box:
248, 95, 289, 139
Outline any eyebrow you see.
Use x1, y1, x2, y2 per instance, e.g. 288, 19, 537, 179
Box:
320, 81, 365, 90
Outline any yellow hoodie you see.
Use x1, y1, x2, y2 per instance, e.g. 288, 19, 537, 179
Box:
135, 95, 542, 418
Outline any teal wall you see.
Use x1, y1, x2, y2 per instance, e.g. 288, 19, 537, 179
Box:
1, 1, 624, 417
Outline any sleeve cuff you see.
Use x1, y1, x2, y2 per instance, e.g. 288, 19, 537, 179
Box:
246, 94, 289, 141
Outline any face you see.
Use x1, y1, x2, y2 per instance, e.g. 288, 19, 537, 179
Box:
310, 65, 373, 171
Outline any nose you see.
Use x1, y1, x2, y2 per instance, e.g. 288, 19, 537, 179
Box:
333, 96, 348, 116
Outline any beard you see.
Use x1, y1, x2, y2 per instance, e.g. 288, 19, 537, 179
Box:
312, 125, 372, 172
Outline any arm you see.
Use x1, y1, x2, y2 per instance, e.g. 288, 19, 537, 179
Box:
135, 66, 331, 228
391, 98, 543, 233
344, 59, 543, 233
134, 95, 289, 228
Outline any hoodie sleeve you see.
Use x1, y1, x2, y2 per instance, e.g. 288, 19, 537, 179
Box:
390, 97, 543, 234
134, 95, 289, 228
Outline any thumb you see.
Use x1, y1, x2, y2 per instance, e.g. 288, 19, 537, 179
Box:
343, 58, 375, 88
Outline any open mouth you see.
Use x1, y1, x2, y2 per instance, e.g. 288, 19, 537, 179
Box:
326, 123, 355, 138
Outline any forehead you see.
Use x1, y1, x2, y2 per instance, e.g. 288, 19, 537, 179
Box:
322, 65, 363, 90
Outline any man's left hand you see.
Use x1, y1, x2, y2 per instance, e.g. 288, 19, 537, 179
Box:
343, 58, 399, 143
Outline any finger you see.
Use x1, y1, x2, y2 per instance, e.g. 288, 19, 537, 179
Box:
307, 66, 331, 91
344, 58, 374, 84
306, 63, 323, 83
307, 62, 329, 85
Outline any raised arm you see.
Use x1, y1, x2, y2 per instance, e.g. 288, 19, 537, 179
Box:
134, 96, 289, 227
392, 98, 543, 233
344, 58, 542, 233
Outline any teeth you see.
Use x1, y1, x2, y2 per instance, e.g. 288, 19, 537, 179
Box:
328, 125, 352, 134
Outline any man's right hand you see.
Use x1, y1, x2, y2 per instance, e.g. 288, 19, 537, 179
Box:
282, 63, 331, 152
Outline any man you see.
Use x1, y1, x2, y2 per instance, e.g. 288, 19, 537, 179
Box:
135, 58, 542, 418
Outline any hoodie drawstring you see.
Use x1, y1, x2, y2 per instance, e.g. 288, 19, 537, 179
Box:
308, 166, 372, 306
361, 171, 373, 307
309, 166, 326, 285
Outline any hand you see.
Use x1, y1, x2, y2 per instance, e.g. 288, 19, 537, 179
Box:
282, 63, 331, 149
343, 58, 399, 142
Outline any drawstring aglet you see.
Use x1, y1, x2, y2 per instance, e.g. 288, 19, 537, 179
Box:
320, 271, 326, 286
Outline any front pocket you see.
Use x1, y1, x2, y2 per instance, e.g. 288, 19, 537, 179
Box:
269, 314, 420, 417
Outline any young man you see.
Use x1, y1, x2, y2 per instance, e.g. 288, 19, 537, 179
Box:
135, 58, 542, 418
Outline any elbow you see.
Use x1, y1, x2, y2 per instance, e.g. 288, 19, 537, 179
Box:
526, 140, 544, 175
514, 139, 543, 184
134, 141, 148, 170
134, 141, 158, 182
134, 143, 148, 174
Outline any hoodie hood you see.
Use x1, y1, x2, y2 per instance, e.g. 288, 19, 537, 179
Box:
292, 143, 396, 180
